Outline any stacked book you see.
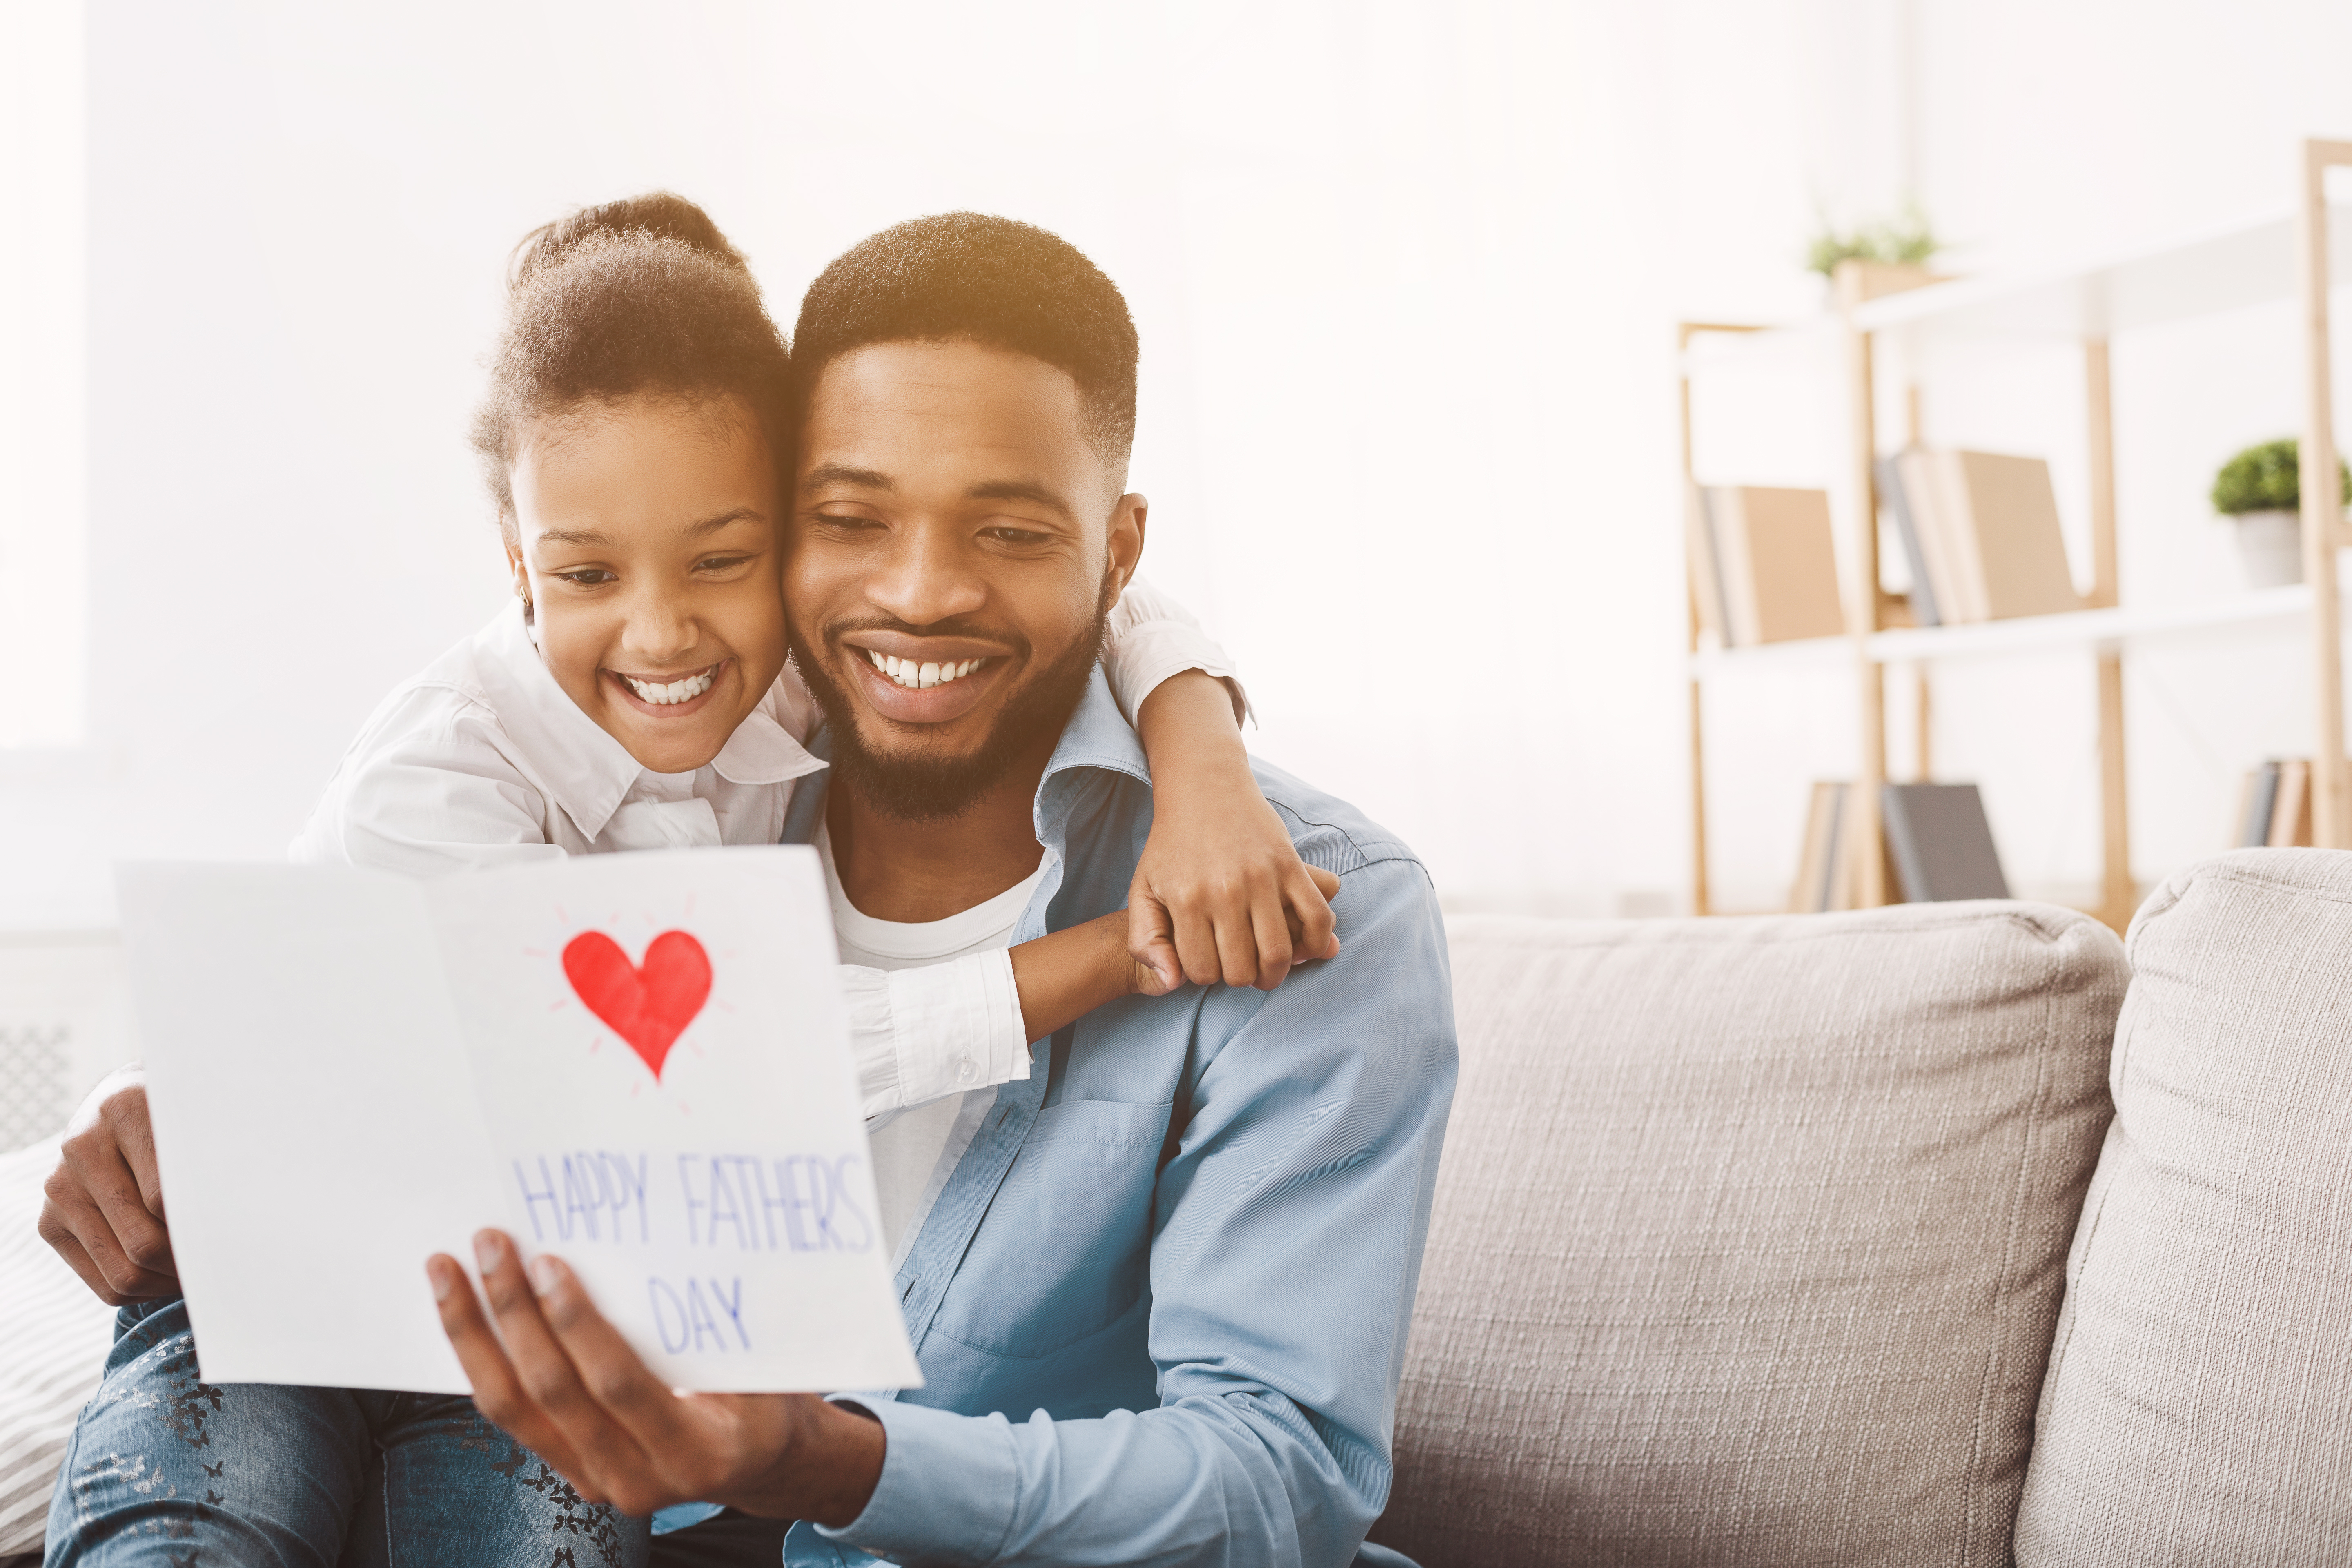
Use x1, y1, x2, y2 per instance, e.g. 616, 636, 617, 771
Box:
1879, 449, 2083, 625
1686, 485, 1846, 646
1791, 780, 2012, 912
2236, 760, 2316, 848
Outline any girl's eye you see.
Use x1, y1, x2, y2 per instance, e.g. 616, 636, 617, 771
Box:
694, 555, 754, 572
558, 568, 617, 586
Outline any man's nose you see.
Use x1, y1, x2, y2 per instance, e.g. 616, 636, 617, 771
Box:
865, 526, 988, 629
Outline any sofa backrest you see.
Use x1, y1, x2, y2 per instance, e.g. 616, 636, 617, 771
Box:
1372, 902, 2127, 1567
2016, 848, 2352, 1565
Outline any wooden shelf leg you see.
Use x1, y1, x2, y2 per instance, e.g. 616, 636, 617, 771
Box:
2300, 139, 2352, 849
2085, 338, 2132, 927
1836, 264, 1889, 905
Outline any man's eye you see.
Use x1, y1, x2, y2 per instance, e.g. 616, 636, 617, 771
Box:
812, 512, 884, 532
557, 568, 617, 586
985, 526, 1051, 546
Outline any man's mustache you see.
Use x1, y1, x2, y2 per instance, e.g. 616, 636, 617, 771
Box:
820, 617, 1032, 662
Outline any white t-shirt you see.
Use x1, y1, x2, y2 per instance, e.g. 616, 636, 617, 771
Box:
822, 827, 1049, 1263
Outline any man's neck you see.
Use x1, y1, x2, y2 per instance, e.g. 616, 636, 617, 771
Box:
825, 734, 1056, 924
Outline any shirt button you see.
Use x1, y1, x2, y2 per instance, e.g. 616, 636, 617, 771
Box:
958, 1058, 976, 1080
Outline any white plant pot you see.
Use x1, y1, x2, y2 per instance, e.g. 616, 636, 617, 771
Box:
2233, 509, 2304, 589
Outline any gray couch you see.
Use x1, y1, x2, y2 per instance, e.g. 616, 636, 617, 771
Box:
1374, 847, 2352, 1566
9, 849, 2347, 1564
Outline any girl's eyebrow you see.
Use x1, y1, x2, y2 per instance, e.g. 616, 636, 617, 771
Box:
535, 508, 765, 549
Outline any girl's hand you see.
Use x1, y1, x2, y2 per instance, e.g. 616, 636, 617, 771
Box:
1129, 673, 1340, 991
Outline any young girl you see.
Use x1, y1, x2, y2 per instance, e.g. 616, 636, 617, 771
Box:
292, 191, 1331, 1123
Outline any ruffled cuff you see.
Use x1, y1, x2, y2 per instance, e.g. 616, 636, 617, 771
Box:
841, 951, 1030, 1128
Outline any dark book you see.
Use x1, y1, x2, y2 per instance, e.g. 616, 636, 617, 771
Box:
1881, 783, 2011, 902
1878, 453, 1941, 627
2238, 761, 2283, 848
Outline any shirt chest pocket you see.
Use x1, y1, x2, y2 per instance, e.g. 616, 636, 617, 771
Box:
925, 1097, 1173, 1362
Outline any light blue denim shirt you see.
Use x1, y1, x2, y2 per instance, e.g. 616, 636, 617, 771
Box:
772, 669, 1456, 1568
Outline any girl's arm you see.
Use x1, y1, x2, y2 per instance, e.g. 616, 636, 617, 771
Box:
1103, 583, 1340, 992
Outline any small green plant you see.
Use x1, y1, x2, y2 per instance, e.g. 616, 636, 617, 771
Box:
2210, 438, 2352, 516
1805, 202, 1940, 278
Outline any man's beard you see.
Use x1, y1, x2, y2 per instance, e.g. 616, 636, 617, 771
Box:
790, 581, 1113, 823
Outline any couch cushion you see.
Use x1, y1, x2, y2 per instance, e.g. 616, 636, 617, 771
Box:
2015, 849, 2352, 1566
1372, 902, 2125, 1567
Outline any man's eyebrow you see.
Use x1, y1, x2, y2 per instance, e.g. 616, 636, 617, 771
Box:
802, 464, 896, 493
967, 479, 1074, 517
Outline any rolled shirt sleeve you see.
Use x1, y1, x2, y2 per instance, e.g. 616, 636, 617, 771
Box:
1103, 575, 1250, 727
819, 854, 1457, 1567
843, 951, 1031, 1130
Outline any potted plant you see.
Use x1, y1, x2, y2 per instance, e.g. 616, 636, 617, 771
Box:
2210, 438, 2352, 588
1805, 202, 1942, 300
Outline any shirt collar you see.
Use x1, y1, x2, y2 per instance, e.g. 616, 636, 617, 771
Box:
471, 603, 824, 841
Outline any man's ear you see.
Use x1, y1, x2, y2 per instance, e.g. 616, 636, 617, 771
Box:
1105, 493, 1147, 606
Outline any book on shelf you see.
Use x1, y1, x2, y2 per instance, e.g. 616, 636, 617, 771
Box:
1789, 781, 1847, 913
1876, 453, 1940, 628
1880, 783, 2012, 902
1890, 448, 2083, 626
2236, 759, 2314, 847
1688, 485, 1845, 647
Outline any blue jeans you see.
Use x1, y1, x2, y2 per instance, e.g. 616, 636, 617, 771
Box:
44, 1297, 647, 1567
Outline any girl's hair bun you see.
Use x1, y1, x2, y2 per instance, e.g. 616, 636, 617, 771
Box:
508, 192, 747, 292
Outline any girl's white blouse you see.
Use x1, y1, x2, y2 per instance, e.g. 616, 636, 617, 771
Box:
289, 578, 1242, 1126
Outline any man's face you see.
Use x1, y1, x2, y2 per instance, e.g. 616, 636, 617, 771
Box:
786, 339, 1145, 820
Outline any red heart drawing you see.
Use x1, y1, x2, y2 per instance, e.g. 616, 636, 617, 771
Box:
561, 929, 712, 1082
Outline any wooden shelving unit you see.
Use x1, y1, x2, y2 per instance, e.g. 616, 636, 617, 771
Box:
1682, 138, 2352, 929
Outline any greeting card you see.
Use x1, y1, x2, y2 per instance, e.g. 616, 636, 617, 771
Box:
116, 848, 920, 1395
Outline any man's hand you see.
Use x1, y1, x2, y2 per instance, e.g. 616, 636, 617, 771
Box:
430, 1232, 884, 1526
39, 1065, 178, 1305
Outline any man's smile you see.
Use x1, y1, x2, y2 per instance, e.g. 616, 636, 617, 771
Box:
838, 633, 1014, 725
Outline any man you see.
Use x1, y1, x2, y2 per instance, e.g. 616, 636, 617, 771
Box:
432, 214, 1458, 1567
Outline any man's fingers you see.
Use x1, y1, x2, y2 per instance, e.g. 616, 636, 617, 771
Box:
37, 1206, 136, 1307
470, 1232, 655, 1504
429, 1254, 593, 1486
38, 1176, 172, 1301
75, 1142, 176, 1280
530, 1256, 704, 1473
103, 1088, 167, 1220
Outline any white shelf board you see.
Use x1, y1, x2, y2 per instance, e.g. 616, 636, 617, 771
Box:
1679, 204, 2352, 373
1855, 206, 2352, 345
1690, 584, 2314, 676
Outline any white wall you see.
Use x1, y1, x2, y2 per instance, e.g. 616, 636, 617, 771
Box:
2, 0, 2348, 939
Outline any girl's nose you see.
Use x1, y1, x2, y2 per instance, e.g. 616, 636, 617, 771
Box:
619, 587, 699, 664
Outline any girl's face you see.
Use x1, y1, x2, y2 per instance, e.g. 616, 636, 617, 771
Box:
503, 394, 787, 775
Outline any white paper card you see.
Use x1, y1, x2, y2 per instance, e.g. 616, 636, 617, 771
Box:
117, 848, 920, 1395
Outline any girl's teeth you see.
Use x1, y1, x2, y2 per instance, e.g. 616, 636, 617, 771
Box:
866, 651, 984, 690
622, 666, 717, 705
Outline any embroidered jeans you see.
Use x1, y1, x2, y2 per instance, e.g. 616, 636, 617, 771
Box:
44, 1297, 646, 1568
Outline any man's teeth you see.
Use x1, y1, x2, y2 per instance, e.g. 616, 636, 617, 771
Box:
864, 650, 987, 690
621, 666, 717, 705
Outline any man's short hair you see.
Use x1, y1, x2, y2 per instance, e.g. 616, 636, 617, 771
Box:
791, 213, 1139, 474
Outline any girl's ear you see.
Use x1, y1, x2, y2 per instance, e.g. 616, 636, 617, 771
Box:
503, 533, 533, 618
